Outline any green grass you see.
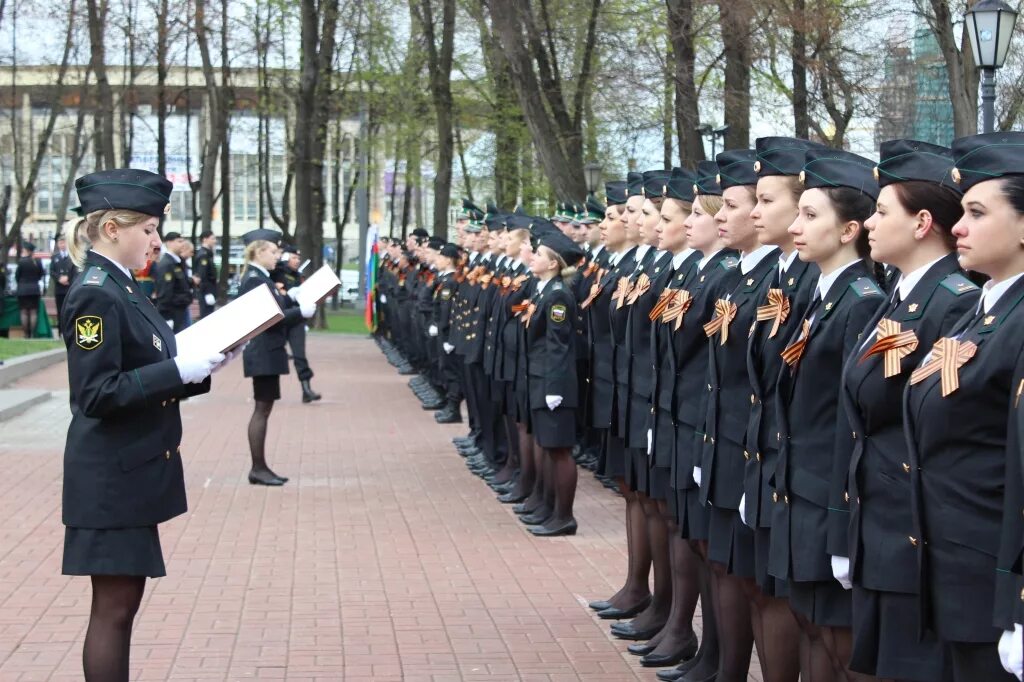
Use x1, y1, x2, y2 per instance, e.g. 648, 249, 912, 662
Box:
0, 337, 64, 361
316, 308, 371, 335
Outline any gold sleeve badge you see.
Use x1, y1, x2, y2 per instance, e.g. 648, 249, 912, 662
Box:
75, 315, 103, 350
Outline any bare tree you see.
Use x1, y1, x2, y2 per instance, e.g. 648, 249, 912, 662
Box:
85, 0, 117, 168
719, 0, 754, 148
666, 0, 705, 167
920, 0, 979, 137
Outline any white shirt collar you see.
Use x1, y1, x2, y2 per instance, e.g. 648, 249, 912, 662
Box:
635, 244, 652, 263
896, 255, 947, 302
593, 244, 605, 256
672, 248, 695, 270
779, 250, 799, 273
91, 250, 134, 280
536, 277, 552, 294
740, 245, 777, 275
165, 250, 181, 264
250, 263, 270, 277
982, 273, 1024, 313
438, 268, 454, 276
511, 258, 521, 269
698, 248, 724, 271
469, 251, 479, 261
816, 259, 861, 300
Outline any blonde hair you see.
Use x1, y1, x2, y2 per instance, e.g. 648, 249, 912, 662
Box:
68, 209, 151, 268
665, 198, 693, 219
698, 194, 724, 216
539, 244, 578, 282
241, 239, 273, 279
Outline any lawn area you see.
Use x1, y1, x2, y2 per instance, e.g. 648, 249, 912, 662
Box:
0, 337, 64, 361
317, 308, 371, 335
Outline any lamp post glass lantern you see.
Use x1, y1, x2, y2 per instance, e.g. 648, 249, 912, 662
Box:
965, 0, 1019, 133
584, 162, 603, 196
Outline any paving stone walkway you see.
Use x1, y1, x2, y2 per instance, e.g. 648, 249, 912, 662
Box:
0, 334, 762, 681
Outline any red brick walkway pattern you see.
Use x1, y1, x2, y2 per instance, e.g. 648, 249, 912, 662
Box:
0, 334, 763, 681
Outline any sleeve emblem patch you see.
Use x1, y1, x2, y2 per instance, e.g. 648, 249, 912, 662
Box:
550, 304, 567, 323
75, 315, 103, 350
164, 272, 173, 281
441, 288, 452, 300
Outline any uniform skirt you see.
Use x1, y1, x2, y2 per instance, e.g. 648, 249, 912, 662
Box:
63, 526, 166, 577
850, 585, 949, 680
18, 294, 40, 311
599, 431, 627, 479
625, 447, 649, 492
788, 578, 851, 628
754, 527, 787, 597
530, 406, 576, 448
707, 506, 756, 578
252, 375, 281, 402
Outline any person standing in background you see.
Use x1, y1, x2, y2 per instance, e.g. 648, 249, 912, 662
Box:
193, 230, 218, 319
272, 244, 321, 403
153, 232, 193, 331
50, 232, 80, 328
15, 242, 45, 338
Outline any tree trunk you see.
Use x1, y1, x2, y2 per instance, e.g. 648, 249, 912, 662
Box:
666, 0, 704, 167
85, 0, 116, 169
156, 0, 169, 178
927, 0, 978, 136
54, 73, 92, 230
789, 0, 809, 138
194, 0, 224, 242
718, 0, 752, 149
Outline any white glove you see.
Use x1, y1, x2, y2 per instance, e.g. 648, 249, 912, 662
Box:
204, 293, 216, 306
211, 345, 244, 374
428, 324, 439, 337
647, 429, 653, 455
545, 395, 563, 410
999, 625, 1024, 680
443, 342, 454, 354
166, 319, 174, 329
287, 286, 301, 302
299, 301, 316, 318
174, 350, 225, 384
692, 467, 701, 486
830, 555, 853, 590
381, 294, 387, 303
739, 493, 748, 526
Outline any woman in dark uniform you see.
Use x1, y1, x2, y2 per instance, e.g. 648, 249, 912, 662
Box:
998, 350, 1024, 681
658, 161, 741, 682
239, 229, 315, 486
15, 241, 44, 337
701, 148, 780, 682
844, 140, 977, 681
904, 132, 1024, 681
742, 137, 821, 682
521, 228, 583, 536
769, 148, 884, 682
61, 169, 230, 681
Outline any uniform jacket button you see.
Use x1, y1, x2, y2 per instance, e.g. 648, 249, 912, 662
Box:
844, 491, 850, 502
908, 536, 918, 546
744, 450, 750, 460
773, 492, 779, 503
165, 450, 171, 460
161, 400, 167, 407
902, 463, 911, 473
784, 495, 789, 504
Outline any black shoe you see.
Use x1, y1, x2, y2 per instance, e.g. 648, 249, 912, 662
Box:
628, 642, 657, 656
300, 380, 322, 403
588, 599, 613, 611
611, 623, 665, 641
497, 490, 528, 504
248, 471, 286, 486
640, 633, 699, 668
656, 668, 687, 682
421, 400, 445, 410
597, 595, 651, 620
519, 511, 551, 525
398, 364, 416, 375
490, 480, 515, 493
512, 502, 537, 514
435, 406, 462, 424
528, 519, 577, 537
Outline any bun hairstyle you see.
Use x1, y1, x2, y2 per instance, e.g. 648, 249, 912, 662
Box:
68, 209, 151, 269
822, 186, 875, 260
889, 180, 963, 250
1000, 175, 1024, 217
538, 244, 578, 282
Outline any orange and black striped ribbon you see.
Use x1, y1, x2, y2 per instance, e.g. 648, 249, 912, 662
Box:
859, 319, 919, 378
581, 277, 604, 309
909, 337, 977, 397
522, 302, 538, 328
781, 319, 812, 367
649, 288, 676, 321
662, 290, 693, 331
511, 301, 530, 315
613, 276, 633, 310
584, 261, 600, 277
755, 289, 790, 339
703, 299, 738, 345
627, 273, 652, 306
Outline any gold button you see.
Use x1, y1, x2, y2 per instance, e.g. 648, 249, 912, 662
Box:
777, 432, 781, 442
756, 452, 762, 462
908, 536, 918, 546
852, 431, 857, 439
844, 491, 850, 503
902, 463, 911, 473
750, 394, 756, 404
744, 450, 750, 460
710, 437, 715, 444
703, 434, 708, 443
165, 450, 171, 460
1020, 587, 1024, 601
773, 492, 779, 503
161, 400, 167, 407
707, 384, 712, 391
784, 495, 789, 504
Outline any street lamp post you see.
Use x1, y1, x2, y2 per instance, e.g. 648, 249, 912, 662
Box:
696, 125, 731, 158
583, 161, 603, 197
965, 0, 1019, 134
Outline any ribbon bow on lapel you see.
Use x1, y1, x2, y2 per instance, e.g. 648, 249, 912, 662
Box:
649, 288, 676, 321
613, 277, 634, 310
522, 302, 538, 328
511, 301, 530, 315
584, 261, 600, 277
781, 319, 812, 368
756, 289, 790, 338
626, 273, 652, 306
581, 275, 605, 310
909, 337, 978, 397
860, 319, 919, 378
662, 290, 693, 331
703, 299, 738, 345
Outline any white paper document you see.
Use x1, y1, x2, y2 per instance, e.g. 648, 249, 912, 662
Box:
296, 265, 342, 306
175, 283, 284, 357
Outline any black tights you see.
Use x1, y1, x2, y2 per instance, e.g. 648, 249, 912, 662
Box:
543, 446, 577, 525
21, 308, 35, 338
83, 575, 146, 682
248, 399, 279, 476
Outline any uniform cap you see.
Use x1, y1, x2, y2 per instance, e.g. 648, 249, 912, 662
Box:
693, 161, 722, 196
641, 170, 671, 199
754, 137, 824, 177
605, 181, 628, 206
715, 149, 759, 189
949, 132, 1024, 191
665, 167, 697, 202
75, 168, 174, 218
801, 147, 879, 200
242, 228, 284, 245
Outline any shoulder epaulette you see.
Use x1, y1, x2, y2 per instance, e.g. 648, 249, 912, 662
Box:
81, 266, 108, 286
719, 256, 739, 270
939, 272, 980, 296
849, 276, 883, 298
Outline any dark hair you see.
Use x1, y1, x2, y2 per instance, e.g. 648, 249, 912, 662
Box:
889, 180, 961, 250
1000, 175, 1024, 215
824, 186, 874, 260
199, 230, 215, 240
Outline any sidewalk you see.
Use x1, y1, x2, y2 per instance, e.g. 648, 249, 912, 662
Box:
0, 334, 758, 681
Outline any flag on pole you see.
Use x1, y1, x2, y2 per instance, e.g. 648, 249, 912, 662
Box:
364, 226, 379, 332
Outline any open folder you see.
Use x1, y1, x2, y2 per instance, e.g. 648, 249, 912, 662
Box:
175, 283, 284, 357
296, 264, 342, 306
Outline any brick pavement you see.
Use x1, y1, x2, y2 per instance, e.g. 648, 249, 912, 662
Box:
0, 334, 762, 681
